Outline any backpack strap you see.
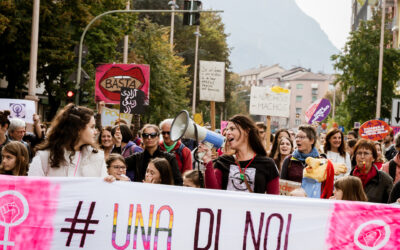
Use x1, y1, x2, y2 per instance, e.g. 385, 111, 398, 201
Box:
389, 159, 397, 180
175, 143, 186, 165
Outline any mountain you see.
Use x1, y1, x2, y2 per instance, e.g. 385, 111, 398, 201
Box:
201, 0, 340, 73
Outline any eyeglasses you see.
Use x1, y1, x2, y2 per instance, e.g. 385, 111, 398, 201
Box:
142, 132, 158, 139
161, 131, 170, 136
295, 135, 307, 140
356, 151, 372, 157
111, 165, 127, 170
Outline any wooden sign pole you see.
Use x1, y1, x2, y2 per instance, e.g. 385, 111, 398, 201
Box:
210, 101, 216, 131
266, 115, 271, 152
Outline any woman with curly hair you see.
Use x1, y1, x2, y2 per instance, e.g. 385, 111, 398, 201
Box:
28, 103, 108, 178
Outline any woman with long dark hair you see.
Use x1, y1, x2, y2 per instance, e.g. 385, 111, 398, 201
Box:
201, 115, 279, 194
98, 126, 113, 160
269, 129, 290, 158
273, 136, 294, 173
324, 128, 351, 180
28, 104, 108, 177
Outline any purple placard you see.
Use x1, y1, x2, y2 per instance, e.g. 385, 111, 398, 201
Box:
308, 98, 331, 124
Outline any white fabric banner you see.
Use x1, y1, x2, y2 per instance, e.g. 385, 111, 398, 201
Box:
0, 175, 399, 249
0, 98, 36, 123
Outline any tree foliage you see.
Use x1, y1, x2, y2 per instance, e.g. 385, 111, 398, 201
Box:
331, 9, 400, 130
128, 19, 190, 124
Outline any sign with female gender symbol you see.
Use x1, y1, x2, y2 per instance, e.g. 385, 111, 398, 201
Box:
0, 190, 29, 248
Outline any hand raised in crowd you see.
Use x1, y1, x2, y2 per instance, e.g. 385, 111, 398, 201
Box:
113, 126, 122, 147
117, 174, 131, 182
198, 143, 212, 164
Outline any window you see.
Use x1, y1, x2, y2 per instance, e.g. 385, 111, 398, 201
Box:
312, 88, 318, 95
296, 108, 302, 114
295, 119, 301, 126
312, 95, 317, 102
296, 83, 303, 89
296, 96, 302, 103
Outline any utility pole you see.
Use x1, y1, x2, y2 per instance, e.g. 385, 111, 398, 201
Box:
26, 0, 40, 107
169, 0, 178, 52
192, 26, 201, 115
123, 0, 130, 64
376, 0, 385, 119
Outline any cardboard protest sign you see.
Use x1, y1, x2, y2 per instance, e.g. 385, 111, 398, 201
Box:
199, 61, 225, 102
305, 98, 331, 124
249, 86, 290, 117
101, 107, 132, 127
119, 87, 146, 114
95, 64, 150, 104
1, 175, 400, 249
0, 98, 36, 123
359, 119, 390, 141
279, 179, 302, 195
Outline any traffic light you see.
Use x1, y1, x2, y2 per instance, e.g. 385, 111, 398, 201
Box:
183, 0, 202, 26
80, 91, 90, 105
66, 90, 75, 103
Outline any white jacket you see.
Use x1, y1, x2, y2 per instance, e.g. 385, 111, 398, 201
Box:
28, 146, 107, 177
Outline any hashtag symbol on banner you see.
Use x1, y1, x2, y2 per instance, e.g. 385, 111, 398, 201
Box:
60, 201, 99, 247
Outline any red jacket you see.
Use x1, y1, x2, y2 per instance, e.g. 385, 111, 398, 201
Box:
159, 140, 192, 174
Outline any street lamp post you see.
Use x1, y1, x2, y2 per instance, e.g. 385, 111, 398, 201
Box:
26, 0, 40, 107
192, 26, 201, 115
376, 0, 386, 119
169, 1, 179, 52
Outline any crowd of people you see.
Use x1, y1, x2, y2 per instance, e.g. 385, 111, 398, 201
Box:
1, 103, 400, 204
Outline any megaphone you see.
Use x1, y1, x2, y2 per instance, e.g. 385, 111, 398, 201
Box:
170, 110, 225, 148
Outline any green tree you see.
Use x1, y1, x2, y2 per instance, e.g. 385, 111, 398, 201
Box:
128, 19, 191, 124
331, 9, 400, 130
0, 0, 137, 119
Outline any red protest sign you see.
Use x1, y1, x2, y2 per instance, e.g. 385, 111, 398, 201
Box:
359, 120, 390, 141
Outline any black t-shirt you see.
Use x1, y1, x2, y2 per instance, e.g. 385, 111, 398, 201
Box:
214, 155, 279, 193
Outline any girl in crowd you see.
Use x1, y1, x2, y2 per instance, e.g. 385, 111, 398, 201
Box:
106, 154, 130, 181
350, 139, 392, 203
330, 176, 368, 202
374, 141, 386, 170
202, 115, 279, 194
323, 128, 351, 179
143, 157, 174, 185
281, 124, 320, 183
111, 124, 143, 158
183, 170, 203, 188
0, 141, 29, 176
273, 137, 294, 173
29, 104, 108, 178
98, 126, 114, 160
269, 129, 290, 158
0, 110, 10, 163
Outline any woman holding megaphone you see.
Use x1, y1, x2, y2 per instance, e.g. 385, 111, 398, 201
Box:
200, 115, 280, 194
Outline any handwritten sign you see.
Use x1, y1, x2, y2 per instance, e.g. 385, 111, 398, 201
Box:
101, 107, 132, 127
199, 61, 225, 102
305, 98, 331, 124
1, 176, 400, 249
249, 86, 291, 117
95, 64, 150, 104
119, 87, 146, 114
359, 119, 390, 141
0, 98, 36, 123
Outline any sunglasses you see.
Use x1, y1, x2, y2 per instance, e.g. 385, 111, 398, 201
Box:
142, 132, 158, 139
161, 131, 170, 136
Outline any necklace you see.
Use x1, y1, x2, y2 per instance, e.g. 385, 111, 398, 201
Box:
235, 154, 256, 181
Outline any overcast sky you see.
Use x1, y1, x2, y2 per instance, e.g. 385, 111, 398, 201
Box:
294, 0, 352, 50
201, 0, 352, 51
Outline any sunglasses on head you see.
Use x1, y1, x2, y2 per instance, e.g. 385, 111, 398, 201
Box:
142, 132, 158, 139
161, 131, 170, 136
